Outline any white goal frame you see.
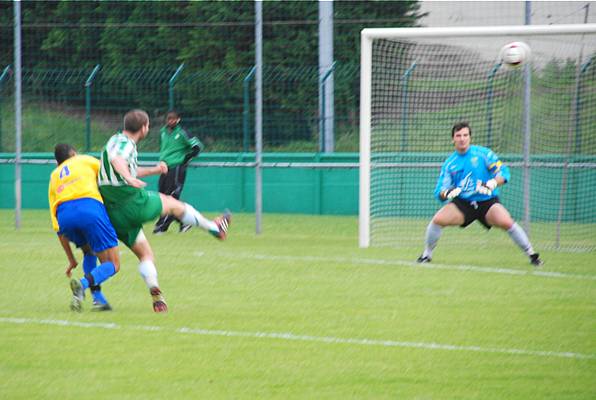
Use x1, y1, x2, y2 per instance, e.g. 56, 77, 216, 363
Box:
359, 24, 596, 248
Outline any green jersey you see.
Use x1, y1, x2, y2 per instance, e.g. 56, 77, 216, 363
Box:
159, 124, 202, 167
98, 132, 163, 247
99, 132, 138, 188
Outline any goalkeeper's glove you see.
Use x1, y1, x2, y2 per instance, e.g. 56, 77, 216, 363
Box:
443, 187, 462, 200
476, 178, 498, 196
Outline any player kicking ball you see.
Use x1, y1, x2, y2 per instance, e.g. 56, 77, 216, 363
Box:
98, 109, 230, 312
417, 122, 543, 267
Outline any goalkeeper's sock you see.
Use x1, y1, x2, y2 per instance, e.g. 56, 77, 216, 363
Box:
82, 254, 97, 275
422, 222, 442, 258
139, 260, 159, 289
507, 223, 535, 256
180, 203, 218, 232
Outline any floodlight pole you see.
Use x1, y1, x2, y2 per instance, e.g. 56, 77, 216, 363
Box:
255, 0, 263, 234
14, 0, 22, 229
319, 0, 334, 153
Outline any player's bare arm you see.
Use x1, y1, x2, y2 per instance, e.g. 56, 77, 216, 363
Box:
57, 233, 78, 277
110, 156, 146, 188
137, 161, 168, 178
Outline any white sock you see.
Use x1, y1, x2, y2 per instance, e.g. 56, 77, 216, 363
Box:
507, 222, 535, 256
138, 260, 159, 289
422, 222, 442, 258
180, 204, 218, 232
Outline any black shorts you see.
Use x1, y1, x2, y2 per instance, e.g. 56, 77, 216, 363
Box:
452, 197, 500, 229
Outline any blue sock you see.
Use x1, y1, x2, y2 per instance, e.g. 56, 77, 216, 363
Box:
83, 254, 108, 302
90, 262, 117, 286
82, 254, 98, 275
81, 254, 98, 290
92, 290, 109, 305
81, 277, 90, 290
81, 262, 116, 291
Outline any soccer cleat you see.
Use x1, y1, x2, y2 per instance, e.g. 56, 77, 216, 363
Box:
70, 279, 85, 312
529, 253, 544, 267
150, 287, 168, 313
179, 223, 192, 233
416, 255, 432, 264
91, 301, 113, 312
210, 210, 231, 240
152, 228, 166, 235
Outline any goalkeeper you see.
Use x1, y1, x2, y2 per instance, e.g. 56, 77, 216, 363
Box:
153, 110, 203, 234
416, 122, 543, 266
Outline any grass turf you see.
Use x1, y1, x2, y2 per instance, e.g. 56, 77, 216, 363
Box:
0, 210, 594, 399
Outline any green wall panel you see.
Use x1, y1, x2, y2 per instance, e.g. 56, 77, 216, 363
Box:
0, 153, 361, 215
2, 153, 594, 222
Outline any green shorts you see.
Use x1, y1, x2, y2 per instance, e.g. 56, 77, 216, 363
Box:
99, 185, 163, 248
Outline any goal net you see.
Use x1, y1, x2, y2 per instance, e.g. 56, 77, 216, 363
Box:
359, 24, 596, 252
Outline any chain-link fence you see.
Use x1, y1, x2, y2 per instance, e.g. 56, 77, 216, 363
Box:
0, 1, 429, 153
0, 63, 360, 153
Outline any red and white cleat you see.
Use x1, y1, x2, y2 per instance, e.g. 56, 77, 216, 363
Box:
211, 210, 231, 241
150, 287, 168, 313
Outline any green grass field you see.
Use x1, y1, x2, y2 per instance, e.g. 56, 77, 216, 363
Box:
1, 210, 594, 399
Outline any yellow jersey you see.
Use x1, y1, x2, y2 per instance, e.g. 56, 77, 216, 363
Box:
48, 154, 104, 231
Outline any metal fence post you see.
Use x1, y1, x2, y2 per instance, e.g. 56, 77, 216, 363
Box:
243, 66, 256, 152
319, 61, 336, 152
485, 62, 502, 149
575, 56, 593, 154
400, 62, 416, 151
0, 65, 11, 152
168, 63, 185, 111
84, 64, 101, 152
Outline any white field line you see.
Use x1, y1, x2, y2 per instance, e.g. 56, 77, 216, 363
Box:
1, 317, 594, 361
207, 252, 596, 281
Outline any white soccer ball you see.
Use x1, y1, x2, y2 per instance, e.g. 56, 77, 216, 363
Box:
499, 41, 531, 69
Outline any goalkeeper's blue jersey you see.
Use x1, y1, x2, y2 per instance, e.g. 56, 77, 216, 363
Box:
434, 145, 511, 202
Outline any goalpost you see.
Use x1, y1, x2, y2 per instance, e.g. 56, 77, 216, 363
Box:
359, 24, 596, 251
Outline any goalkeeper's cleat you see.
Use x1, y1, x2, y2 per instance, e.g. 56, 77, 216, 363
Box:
150, 287, 168, 313
179, 223, 192, 233
210, 210, 231, 240
416, 255, 432, 264
91, 301, 113, 312
70, 279, 85, 312
529, 253, 544, 267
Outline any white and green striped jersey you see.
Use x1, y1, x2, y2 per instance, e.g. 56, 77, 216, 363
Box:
98, 132, 138, 187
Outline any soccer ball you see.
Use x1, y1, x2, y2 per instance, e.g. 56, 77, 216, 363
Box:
499, 41, 531, 69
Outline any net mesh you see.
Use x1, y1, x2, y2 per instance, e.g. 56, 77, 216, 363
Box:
368, 31, 596, 252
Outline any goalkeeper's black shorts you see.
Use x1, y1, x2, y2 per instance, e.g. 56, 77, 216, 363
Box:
452, 197, 500, 229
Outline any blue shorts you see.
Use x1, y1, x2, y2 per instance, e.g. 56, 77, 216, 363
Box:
57, 198, 118, 253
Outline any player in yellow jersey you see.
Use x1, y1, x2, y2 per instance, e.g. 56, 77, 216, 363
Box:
49, 144, 121, 312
